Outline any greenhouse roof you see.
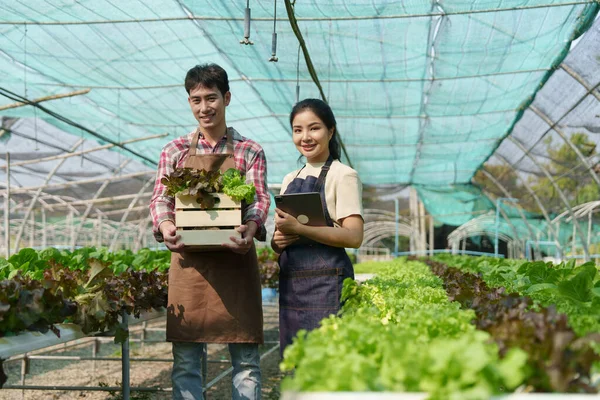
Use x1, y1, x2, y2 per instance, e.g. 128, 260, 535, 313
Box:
1, 0, 598, 187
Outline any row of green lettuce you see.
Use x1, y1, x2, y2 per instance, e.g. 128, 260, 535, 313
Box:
0, 247, 171, 341
0, 246, 279, 339
432, 254, 600, 337
280, 259, 528, 399
2, 246, 282, 287
0, 247, 171, 281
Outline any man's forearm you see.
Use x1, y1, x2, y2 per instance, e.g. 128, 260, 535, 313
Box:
245, 220, 258, 239
159, 220, 175, 236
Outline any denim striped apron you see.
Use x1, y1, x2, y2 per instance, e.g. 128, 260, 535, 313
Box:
278, 156, 354, 354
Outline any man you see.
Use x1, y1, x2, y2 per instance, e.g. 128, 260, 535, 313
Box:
150, 63, 270, 400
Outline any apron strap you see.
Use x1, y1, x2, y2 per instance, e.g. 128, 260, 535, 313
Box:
189, 127, 201, 157
312, 155, 334, 194
293, 165, 306, 180
189, 128, 234, 157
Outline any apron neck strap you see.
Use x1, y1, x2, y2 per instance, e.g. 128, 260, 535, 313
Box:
189, 127, 201, 157
189, 128, 233, 156
312, 155, 334, 194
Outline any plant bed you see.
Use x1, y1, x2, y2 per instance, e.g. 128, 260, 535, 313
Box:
279, 259, 529, 399
418, 257, 600, 394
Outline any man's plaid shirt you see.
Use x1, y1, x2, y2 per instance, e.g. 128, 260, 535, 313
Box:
149, 127, 270, 242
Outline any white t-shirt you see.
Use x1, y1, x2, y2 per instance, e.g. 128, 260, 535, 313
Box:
280, 160, 363, 226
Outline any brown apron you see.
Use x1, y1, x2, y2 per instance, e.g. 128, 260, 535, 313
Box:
166, 128, 264, 344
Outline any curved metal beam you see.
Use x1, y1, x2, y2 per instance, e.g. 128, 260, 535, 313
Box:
72, 160, 130, 243
494, 153, 562, 247
487, 66, 600, 186
133, 215, 153, 251
363, 221, 420, 248
12, 191, 80, 215
553, 200, 600, 223
108, 178, 154, 251
529, 104, 600, 187
509, 136, 590, 260
480, 189, 521, 241
12, 139, 83, 252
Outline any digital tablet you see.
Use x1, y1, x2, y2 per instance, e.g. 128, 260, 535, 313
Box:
274, 192, 327, 227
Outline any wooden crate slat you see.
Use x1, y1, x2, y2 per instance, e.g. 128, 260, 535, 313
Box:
178, 229, 240, 247
176, 193, 240, 209
176, 210, 241, 227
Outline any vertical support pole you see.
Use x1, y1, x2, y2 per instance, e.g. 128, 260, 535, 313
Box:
429, 215, 434, 256
121, 310, 130, 400
394, 198, 399, 257
92, 337, 99, 383
140, 321, 147, 348
29, 211, 35, 248
20, 354, 27, 400
20, 357, 25, 385
556, 220, 561, 256
4, 152, 10, 258
41, 208, 47, 248
70, 213, 76, 251
419, 201, 426, 253
588, 212, 592, 250
494, 199, 500, 258
98, 215, 103, 247
409, 188, 417, 253
572, 222, 577, 258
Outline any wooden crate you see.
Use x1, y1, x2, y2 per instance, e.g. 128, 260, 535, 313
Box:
175, 193, 241, 250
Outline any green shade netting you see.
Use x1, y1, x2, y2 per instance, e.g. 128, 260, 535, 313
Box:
0, 0, 598, 187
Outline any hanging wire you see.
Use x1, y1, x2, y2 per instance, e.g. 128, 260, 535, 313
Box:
284, 0, 353, 167
240, 0, 254, 45
295, 44, 301, 103
269, 1, 278, 62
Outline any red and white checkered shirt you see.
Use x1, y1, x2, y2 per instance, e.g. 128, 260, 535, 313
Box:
149, 127, 270, 242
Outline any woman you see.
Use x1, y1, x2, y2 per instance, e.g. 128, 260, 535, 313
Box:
271, 98, 364, 354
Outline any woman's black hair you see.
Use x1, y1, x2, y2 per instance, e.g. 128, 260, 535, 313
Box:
289, 98, 341, 160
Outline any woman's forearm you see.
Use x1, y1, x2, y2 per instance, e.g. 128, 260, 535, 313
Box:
295, 224, 362, 248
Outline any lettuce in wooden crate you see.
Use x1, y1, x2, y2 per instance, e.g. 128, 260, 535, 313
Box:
162, 167, 256, 206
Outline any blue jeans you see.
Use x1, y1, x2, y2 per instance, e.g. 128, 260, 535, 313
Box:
172, 342, 261, 400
